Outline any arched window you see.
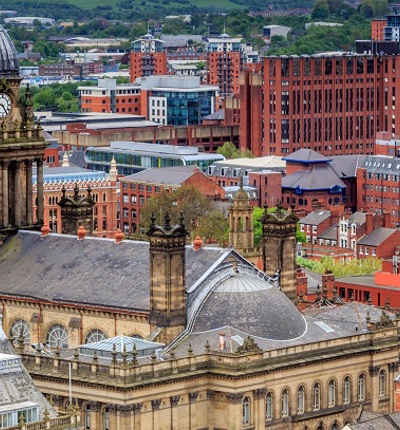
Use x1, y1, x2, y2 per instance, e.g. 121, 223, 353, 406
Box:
343, 376, 351, 404
242, 396, 251, 425
297, 386, 305, 414
9, 319, 30, 343
281, 389, 289, 417
85, 404, 91, 430
266, 392, 273, 421
85, 329, 107, 344
379, 370, 386, 397
103, 408, 110, 430
312, 383, 321, 411
46, 324, 68, 349
331, 421, 339, 430
103, 193, 107, 202
358, 374, 366, 401
328, 380, 336, 407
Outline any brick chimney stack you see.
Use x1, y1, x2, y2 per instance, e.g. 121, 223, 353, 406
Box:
366, 213, 373, 235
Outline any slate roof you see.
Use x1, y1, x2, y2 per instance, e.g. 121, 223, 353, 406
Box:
357, 227, 397, 246
120, 165, 202, 186
345, 411, 400, 429
282, 165, 346, 190
0, 319, 57, 418
329, 154, 367, 178
317, 224, 337, 240
203, 110, 224, 121
0, 231, 229, 312
191, 272, 307, 340
283, 148, 331, 164
347, 211, 367, 225
299, 210, 331, 225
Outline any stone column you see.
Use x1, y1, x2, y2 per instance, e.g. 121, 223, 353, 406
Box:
226, 393, 244, 430
20, 161, 27, 225
14, 161, 22, 227
206, 390, 216, 429
0, 162, 3, 226
26, 160, 33, 225
170, 396, 180, 430
2, 161, 9, 227
151, 399, 161, 430
89, 401, 102, 430
254, 388, 267, 429
189, 392, 199, 430
369, 365, 380, 411
132, 403, 143, 430
389, 362, 399, 413
36, 159, 44, 224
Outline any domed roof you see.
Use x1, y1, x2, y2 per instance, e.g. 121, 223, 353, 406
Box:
0, 25, 19, 76
192, 273, 306, 340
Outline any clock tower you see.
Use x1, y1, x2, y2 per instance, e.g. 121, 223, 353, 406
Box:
0, 25, 46, 232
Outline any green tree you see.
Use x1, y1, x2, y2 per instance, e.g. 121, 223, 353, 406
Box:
197, 209, 228, 245
33, 87, 57, 110
140, 186, 214, 237
311, 0, 330, 20
217, 142, 254, 159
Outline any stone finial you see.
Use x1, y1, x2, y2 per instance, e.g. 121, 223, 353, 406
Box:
193, 236, 203, 250
77, 225, 86, 240
367, 294, 372, 306
41, 223, 50, 238
115, 229, 124, 244
62, 152, 70, 167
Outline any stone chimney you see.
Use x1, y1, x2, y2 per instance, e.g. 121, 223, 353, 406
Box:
58, 185, 96, 236
147, 212, 188, 345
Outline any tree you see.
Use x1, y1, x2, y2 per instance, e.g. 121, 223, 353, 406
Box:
311, 0, 330, 20
140, 186, 214, 236
217, 142, 254, 159
197, 209, 228, 245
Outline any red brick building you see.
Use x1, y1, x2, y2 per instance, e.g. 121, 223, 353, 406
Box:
206, 34, 242, 97
130, 34, 167, 83
119, 165, 224, 235
372, 19, 386, 41
239, 54, 400, 157
356, 152, 400, 228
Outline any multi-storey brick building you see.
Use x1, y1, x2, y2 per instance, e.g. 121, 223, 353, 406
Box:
372, 19, 386, 41
130, 34, 167, 83
119, 165, 224, 235
239, 54, 400, 157
206, 33, 242, 97
357, 153, 400, 228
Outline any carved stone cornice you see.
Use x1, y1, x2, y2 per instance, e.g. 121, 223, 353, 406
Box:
254, 388, 267, 399
117, 406, 133, 415
226, 393, 244, 404
132, 403, 143, 415
170, 396, 180, 407
106, 404, 118, 414
207, 390, 216, 400
369, 365, 380, 376
390, 361, 399, 372
189, 392, 199, 403
89, 401, 101, 412
151, 399, 162, 411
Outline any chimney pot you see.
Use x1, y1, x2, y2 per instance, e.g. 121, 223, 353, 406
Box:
193, 236, 203, 250
41, 224, 50, 238
219, 332, 226, 351
115, 229, 124, 244
77, 225, 86, 241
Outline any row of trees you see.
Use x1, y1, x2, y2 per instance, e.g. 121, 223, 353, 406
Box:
297, 256, 382, 276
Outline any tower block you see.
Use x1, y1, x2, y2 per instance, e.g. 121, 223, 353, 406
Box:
147, 213, 188, 344
261, 204, 299, 302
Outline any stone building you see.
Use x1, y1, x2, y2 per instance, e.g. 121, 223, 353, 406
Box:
0, 25, 46, 233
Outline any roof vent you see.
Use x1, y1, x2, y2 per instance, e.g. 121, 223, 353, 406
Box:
77, 225, 86, 241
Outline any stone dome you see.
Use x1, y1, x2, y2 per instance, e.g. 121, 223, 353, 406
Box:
0, 25, 19, 76
192, 273, 306, 340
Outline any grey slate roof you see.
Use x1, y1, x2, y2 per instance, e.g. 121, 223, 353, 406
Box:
282, 165, 346, 190
347, 211, 367, 225
0, 231, 229, 312
120, 165, 201, 186
329, 154, 367, 177
346, 411, 400, 429
192, 272, 307, 340
0, 24, 19, 75
357, 227, 397, 246
203, 110, 224, 121
283, 148, 331, 164
317, 224, 337, 240
0, 319, 57, 418
299, 210, 331, 225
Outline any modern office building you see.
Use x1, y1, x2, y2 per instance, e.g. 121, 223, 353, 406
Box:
239, 53, 400, 157
206, 33, 242, 97
84, 141, 225, 175
130, 33, 167, 83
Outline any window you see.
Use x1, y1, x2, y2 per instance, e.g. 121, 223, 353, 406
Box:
312, 225, 317, 233
343, 376, 351, 404
358, 374, 366, 401
379, 370, 386, 397
85, 329, 107, 344
131, 195, 137, 204
328, 380, 336, 407
103, 408, 110, 430
242, 396, 251, 425
266, 392, 273, 421
9, 319, 30, 344
123, 194, 129, 203
297, 386, 305, 414
281, 389, 289, 417
46, 324, 68, 349
85, 405, 91, 429
312, 383, 321, 411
